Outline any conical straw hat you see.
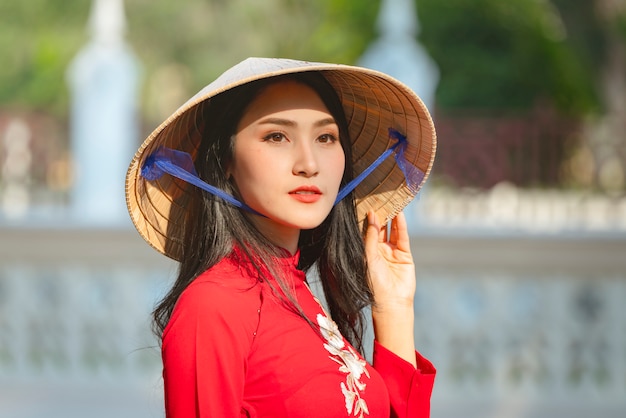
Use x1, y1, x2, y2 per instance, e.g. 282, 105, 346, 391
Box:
126, 57, 436, 260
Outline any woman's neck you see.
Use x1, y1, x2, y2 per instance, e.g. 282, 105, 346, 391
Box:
248, 216, 300, 255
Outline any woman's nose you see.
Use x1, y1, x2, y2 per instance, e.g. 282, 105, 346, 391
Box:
292, 141, 319, 177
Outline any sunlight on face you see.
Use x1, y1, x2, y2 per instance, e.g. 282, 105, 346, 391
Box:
228, 80, 345, 253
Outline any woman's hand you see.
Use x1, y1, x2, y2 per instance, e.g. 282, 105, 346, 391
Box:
365, 210, 416, 310
365, 210, 417, 367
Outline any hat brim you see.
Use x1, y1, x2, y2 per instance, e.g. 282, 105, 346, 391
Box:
126, 57, 436, 260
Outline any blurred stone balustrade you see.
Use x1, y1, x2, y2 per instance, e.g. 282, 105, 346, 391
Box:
1, 221, 625, 417
0, 226, 172, 418
418, 183, 626, 234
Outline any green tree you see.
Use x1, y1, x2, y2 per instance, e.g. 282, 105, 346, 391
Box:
0, 0, 378, 121
0, 0, 607, 119
0, 0, 90, 115
416, 0, 600, 115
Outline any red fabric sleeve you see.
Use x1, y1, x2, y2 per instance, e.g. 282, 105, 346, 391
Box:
161, 281, 258, 418
372, 340, 436, 418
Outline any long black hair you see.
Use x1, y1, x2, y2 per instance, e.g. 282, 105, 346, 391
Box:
152, 72, 372, 353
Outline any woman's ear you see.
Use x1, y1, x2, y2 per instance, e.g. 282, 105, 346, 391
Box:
225, 163, 233, 180
224, 134, 236, 180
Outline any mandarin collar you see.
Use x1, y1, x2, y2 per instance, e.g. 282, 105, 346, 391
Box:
230, 244, 302, 273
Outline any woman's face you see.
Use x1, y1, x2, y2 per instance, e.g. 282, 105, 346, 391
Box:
228, 80, 346, 252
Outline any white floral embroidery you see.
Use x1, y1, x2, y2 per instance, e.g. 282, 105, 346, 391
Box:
317, 313, 370, 417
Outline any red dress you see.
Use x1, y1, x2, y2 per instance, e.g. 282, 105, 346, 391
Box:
162, 248, 436, 417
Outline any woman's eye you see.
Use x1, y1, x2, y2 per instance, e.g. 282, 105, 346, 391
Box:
263, 132, 287, 143
318, 133, 338, 144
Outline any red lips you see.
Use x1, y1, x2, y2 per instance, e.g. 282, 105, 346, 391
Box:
289, 186, 322, 203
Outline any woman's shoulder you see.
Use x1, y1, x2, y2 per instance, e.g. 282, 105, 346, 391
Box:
194, 254, 259, 286
163, 257, 263, 341
181, 257, 261, 309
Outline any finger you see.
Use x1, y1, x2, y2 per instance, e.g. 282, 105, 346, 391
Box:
389, 214, 399, 245
380, 219, 388, 243
364, 210, 381, 251
394, 211, 411, 251
369, 210, 387, 243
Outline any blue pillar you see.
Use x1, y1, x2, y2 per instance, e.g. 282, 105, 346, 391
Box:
67, 0, 140, 225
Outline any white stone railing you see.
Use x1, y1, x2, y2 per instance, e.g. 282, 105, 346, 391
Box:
1, 222, 625, 417
0, 225, 172, 417
409, 233, 626, 417
412, 184, 626, 234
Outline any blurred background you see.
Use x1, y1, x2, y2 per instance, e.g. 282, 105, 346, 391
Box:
1, 0, 625, 417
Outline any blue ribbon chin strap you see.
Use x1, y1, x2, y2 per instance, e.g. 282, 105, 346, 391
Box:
140, 128, 425, 215
141, 147, 264, 216
334, 128, 424, 204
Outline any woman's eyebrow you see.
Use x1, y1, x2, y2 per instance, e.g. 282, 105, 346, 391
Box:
257, 117, 296, 127
257, 117, 337, 128
314, 117, 338, 128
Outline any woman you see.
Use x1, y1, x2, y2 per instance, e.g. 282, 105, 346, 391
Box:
125, 57, 437, 418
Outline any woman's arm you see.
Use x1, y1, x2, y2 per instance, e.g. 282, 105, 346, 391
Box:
365, 211, 436, 418
372, 340, 436, 418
